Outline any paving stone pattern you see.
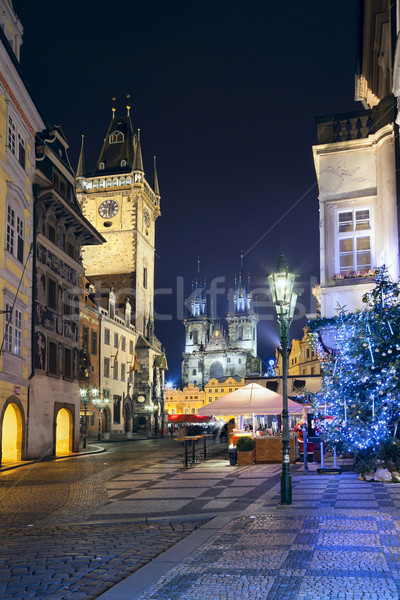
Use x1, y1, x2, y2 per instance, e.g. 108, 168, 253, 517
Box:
0, 519, 207, 600
135, 474, 400, 600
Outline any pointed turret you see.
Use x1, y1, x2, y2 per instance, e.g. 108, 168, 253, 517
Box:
190, 258, 207, 317
76, 135, 87, 179
153, 156, 160, 196
94, 109, 135, 175
132, 129, 144, 173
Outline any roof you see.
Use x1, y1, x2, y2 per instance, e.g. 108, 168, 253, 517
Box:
94, 114, 136, 175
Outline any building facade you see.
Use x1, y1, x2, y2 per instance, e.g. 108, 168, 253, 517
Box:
29, 126, 104, 458
0, 3, 44, 463
165, 383, 205, 415
313, 0, 399, 317
182, 270, 261, 389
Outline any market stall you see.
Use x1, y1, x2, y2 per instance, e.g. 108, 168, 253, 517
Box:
197, 383, 308, 464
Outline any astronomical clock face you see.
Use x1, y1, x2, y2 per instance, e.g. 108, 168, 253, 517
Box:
144, 208, 150, 227
137, 395, 146, 403
98, 199, 119, 219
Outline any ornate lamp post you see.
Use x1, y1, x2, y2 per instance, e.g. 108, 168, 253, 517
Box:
92, 388, 109, 441
80, 387, 89, 449
268, 254, 298, 505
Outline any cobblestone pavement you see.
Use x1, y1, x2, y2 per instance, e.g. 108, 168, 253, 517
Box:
133, 473, 400, 600
2, 440, 400, 600
0, 438, 279, 600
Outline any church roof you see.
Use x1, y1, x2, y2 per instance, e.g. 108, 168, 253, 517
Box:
76, 135, 86, 178
94, 114, 136, 175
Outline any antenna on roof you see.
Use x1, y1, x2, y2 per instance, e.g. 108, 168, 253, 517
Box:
112, 97, 116, 117
126, 94, 131, 116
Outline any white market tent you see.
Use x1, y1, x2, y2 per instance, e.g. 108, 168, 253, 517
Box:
197, 383, 307, 416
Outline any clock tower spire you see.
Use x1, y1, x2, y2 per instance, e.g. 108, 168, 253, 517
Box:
76, 107, 161, 336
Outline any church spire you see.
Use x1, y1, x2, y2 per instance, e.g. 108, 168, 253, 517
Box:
133, 129, 144, 172
153, 156, 160, 195
190, 258, 207, 318
76, 134, 87, 178
233, 252, 251, 314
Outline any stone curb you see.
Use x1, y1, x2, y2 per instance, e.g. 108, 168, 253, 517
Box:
95, 512, 241, 600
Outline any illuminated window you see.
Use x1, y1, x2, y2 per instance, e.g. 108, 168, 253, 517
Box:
120, 160, 126, 167
99, 179, 105, 188
106, 179, 112, 187
8, 116, 16, 155
6, 206, 24, 263
120, 177, 125, 186
99, 162, 105, 170
126, 176, 132, 184
109, 131, 124, 144
113, 178, 118, 187
93, 180, 99, 189
337, 209, 372, 275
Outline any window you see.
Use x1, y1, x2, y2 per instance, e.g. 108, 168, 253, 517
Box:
184, 408, 189, 414
82, 325, 89, 350
53, 171, 67, 197
18, 133, 25, 169
120, 177, 125, 186
191, 409, 196, 414
237, 325, 243, 340
93, 180, 99, 188
6, 206, 24, 263
109, 131, 124, 143
121, 336, 126, 351
113, 361, 118, 379
106, 179, 112, 187
238, 358, 241, 364
129, 340, 134, 354
48, 223, 56, 244
99, 162, 105, 170
120, 160, 126, 167
91, 330, 97, 355
192, 369, 197, 375
63, 287, 72, 317
104, 357, 110, 378
4, 303, 22, 356
104, 328, 110, 345
126, 176, 132, 185
114, 333, 119, 348
143, 267, 147, 289
66, 239, 75, 259
113, 178, 118, 187
48, 340, 58, 375
8, 116, 16, 155
337, 209, 372, 275
47, 277, 57, 311
227, 358, 231, 363
121, 363, 125, 381
193, 329, 198, 345
64, 347, 72, 379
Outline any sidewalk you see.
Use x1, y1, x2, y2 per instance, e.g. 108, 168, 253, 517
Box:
97, 470, 400, 600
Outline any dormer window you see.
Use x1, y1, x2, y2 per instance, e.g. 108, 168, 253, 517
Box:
99, 162, 105, 170
109, 131, 124, 144
120, 160, 127, 167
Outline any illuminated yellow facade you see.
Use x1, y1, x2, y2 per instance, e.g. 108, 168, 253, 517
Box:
275, 327, 321, 377
165, 383, 205, 415
204, 377, 244, 404
0, 4, 44, 463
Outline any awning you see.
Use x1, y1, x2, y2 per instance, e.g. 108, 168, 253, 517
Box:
168, 414, 211, 423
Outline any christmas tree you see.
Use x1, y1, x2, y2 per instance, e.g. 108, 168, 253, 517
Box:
309, 267, 400, 474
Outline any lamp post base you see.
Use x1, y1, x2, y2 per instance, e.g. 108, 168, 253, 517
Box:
281, 472, 292, 505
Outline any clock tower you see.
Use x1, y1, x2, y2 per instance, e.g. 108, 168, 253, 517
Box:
76, 104, 160, 335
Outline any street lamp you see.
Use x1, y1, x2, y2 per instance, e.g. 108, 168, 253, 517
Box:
268, 254, 298, 505
80, 387, 89, 449
92, 388, 110, 441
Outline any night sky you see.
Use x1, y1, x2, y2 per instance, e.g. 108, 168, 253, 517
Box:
13, 0, 361, 383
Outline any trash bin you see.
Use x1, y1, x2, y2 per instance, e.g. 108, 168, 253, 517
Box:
228, 446, 237, 466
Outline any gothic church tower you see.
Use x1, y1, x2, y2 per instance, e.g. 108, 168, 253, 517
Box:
76, 100, 160, 335
226, 268, 258, 357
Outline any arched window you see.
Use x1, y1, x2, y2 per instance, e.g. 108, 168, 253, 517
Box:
99, 162, 105, 170
109, 131, 124, 144
126, 176, 132, 185
237, 325, 243, 340
193, 329, 198, 345
119, 177, 125, 186
113, 178, 118, 187
120, 159, 126, 167
192, 369, 197, 375
93, 180, 99, 189
106, 179, 112, 188
99, 179, 105, 188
